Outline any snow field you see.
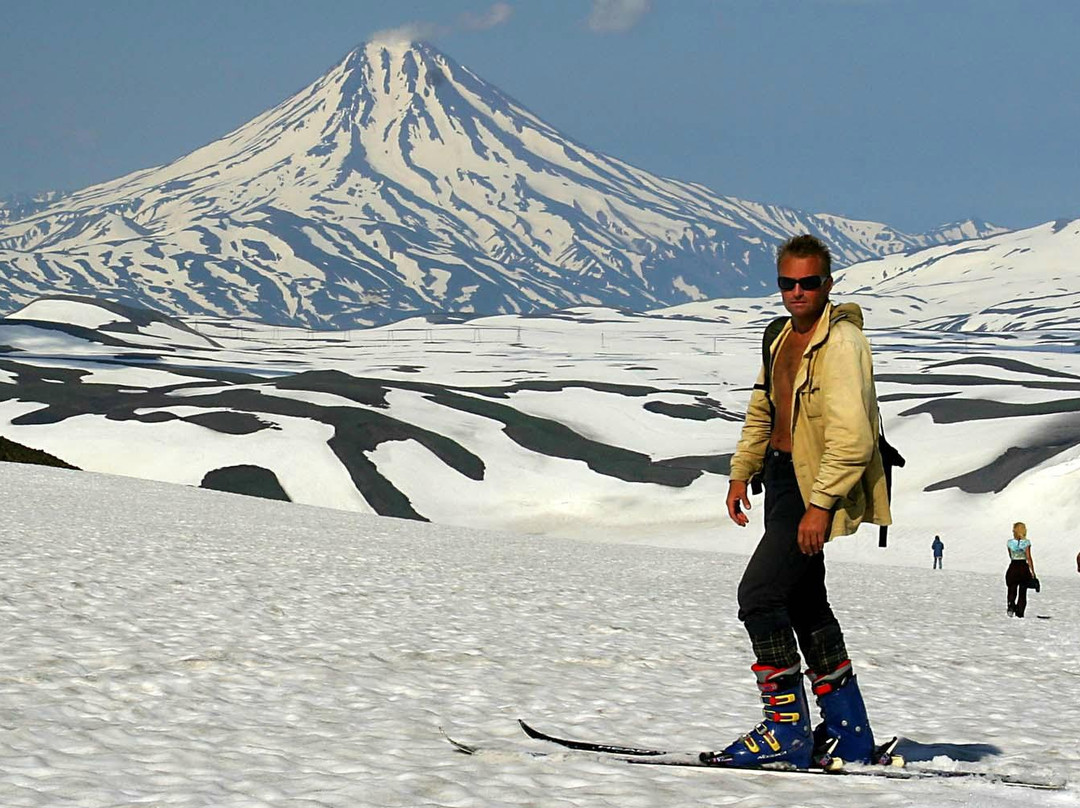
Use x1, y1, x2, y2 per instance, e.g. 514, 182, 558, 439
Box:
1, 464, 1077, 807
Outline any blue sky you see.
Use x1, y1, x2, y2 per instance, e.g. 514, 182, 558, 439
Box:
1, 0, 1076, 233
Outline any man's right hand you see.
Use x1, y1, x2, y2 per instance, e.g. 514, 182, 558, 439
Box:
726, 480, 751, 527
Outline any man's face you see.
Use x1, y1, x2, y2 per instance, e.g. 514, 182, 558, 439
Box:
778, 254, 832, 322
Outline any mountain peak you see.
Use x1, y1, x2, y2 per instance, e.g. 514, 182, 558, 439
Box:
359, 37, 438, 57
0, 44, 1006, 328
321, 38, 479, 128
337, 39, 455, 85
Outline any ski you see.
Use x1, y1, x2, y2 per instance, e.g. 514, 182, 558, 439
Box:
519, 718, 670, 756
512, 720, 1066, 791
519, 718, 890, 767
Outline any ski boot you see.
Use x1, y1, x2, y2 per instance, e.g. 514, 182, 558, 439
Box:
701, 662, 814, 769
808, 660, 875, 765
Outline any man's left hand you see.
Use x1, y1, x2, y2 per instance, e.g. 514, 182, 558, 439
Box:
798, 506, 833, 555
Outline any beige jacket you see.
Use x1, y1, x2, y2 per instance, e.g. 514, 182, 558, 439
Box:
729, 302, 891, 540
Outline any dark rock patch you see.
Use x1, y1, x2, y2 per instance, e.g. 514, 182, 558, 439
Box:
927, 445, 1066, 494
901, 397, 1080, 424
657, 454, 731, 475
465, 379, 707, 399
273, 369, 392, 408
928, 356, 1080, 380
879, 391, 960, 403
184, 411, 278, 435
877, 372, 1080, 391
925, 412, 1080, 492
427, 389, 700, 487
645, 397, 744, 422
201, 464, 290, 501
0, 435, 79, 469
128, 411, 180, 424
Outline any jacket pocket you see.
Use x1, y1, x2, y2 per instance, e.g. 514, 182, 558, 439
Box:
799, 384, 823, 419
840, 483, 866, 516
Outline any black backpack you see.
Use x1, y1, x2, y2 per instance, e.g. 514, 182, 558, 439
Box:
753, 316, 904, 547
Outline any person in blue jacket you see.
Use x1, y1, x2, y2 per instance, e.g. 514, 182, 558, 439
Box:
931, 535, 944, 569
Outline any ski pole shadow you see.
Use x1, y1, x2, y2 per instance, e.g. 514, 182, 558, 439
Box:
895, 738, 1002, 763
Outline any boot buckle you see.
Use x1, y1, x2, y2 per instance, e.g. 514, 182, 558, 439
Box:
759, 728, 782, 752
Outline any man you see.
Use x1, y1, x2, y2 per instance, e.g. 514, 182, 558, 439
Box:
932, 535, 945, 569
707, 234, 891, 769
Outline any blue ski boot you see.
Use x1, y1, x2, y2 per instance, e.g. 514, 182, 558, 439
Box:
701, 662, 814, 769
808, 660, 875, 765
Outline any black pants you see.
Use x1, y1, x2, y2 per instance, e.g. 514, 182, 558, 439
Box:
737, 449, 842, 668
1005, 560, 1031, 616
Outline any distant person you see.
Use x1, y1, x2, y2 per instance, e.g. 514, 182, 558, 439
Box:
1005, 522, 1036, 618
1076, 550, 1079, 574
713, 234, 891, 770
931, 535, 944, 569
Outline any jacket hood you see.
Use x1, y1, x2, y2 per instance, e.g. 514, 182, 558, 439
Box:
829, 301, 864, 331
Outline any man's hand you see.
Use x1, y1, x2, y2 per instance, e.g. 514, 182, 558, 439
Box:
726, 480, 751, 527
798, 505, 833, 555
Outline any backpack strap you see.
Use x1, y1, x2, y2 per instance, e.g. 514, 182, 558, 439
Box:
757, 316, 790, 401
749, 316, 789, 494
876, 426, 905, 547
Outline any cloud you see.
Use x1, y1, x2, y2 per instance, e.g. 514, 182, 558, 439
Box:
370, 21, 443, 44
462, 2, 513, 31
372, 3, 514, 44
586, 0, 651, 33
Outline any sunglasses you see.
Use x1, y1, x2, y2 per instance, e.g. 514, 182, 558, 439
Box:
777, 274, 828, 292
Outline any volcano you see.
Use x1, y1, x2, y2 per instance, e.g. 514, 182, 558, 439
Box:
0, 41, 1004, 327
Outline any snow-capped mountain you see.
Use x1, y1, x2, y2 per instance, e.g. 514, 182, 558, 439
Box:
0, 41, 1005, 328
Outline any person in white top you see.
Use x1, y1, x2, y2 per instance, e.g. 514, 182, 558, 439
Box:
1005, 522, 1035, 617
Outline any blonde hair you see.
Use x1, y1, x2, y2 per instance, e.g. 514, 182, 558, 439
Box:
1012, 522, 1027, 540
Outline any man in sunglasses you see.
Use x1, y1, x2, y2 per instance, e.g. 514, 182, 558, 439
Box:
705, 234, 892, 770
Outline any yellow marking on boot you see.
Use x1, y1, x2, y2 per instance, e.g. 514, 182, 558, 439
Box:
772, 693, 796, 706
742, 736, 761, 753
761, 730, 781, 752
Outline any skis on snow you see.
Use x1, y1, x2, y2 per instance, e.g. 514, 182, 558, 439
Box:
446, 719, 1066, 791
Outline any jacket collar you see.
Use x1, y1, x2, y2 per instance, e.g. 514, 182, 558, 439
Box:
781, 301, 835, 355
807, 301, 864, 350
807, 301, 835, 350
770, 300, 864, 362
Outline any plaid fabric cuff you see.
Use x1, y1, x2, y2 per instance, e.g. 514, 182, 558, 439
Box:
750, 629, 800, 669
805, 623, 849, 675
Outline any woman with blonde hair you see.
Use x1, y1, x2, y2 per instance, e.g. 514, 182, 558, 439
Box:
1005, 522, 1036, 617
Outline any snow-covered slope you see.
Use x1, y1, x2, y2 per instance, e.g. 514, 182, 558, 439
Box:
835, 217, 1080, 332
0, 40, 1004, 327
0, 190, 67, 224
1, 461, 1077, 806
3, 292, 1080, 580
657, 216, 1080, 334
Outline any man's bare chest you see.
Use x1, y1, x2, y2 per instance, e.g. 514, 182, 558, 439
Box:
773, 332, 811, 395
